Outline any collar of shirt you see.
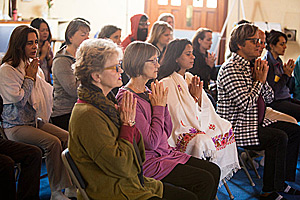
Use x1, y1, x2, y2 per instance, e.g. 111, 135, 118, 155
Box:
267, 50, 282, 67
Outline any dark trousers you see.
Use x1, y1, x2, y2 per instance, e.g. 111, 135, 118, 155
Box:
51, 113, 71, 131
270, 98, 300, 122
245, 121, 300, 192
148, 182, 198, 200
159, 157, 220, 200
0, 138, 42, 200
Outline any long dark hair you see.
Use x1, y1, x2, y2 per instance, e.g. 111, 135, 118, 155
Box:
30, 18, 52, 42
192, 28, 212, 54
1, 25, 38, 67
158, 39, 192, 80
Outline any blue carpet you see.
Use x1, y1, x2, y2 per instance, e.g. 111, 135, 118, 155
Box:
39, 154, 300, 200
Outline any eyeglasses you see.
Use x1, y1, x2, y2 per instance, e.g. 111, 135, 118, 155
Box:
139, 22, 150, 27
104, 61, 122, 72
245, 38, 262, 45
145, 58, 159, 65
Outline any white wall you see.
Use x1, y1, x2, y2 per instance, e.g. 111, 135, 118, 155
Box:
2, 0, 145, 39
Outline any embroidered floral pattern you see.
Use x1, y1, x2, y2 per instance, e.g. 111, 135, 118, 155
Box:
175, 128, 205, 152
209, 123, 216, 130
177, 84, 182, 92
211, 128, 235, 151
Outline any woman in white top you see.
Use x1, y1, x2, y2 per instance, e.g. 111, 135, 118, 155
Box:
0, 25, 73, 200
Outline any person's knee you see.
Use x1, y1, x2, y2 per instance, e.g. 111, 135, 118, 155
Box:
274, 130, 288, 146
44, 136, 63, 154
208, 162, 221, 181
26, 145, 42, 163
0, 155, 15, 173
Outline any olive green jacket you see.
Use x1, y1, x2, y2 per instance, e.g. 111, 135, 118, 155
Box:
69, 103, 163, 200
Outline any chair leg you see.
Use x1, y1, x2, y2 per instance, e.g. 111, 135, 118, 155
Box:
238, 154, 256, 186
223, 180, 234, 199
244, 149, 261, 179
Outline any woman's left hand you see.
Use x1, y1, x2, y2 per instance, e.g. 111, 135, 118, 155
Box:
119, 91, 137, 126
189, 75, 203, 106
283, 58, 295, 77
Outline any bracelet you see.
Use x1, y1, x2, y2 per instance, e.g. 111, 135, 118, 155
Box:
124, 120, 136, 127
24, 75, 35, 82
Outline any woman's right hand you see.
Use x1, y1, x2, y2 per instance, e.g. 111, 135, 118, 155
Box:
25, 58, 39, 80
149, 80, 169, 107
119, 91, 137, 126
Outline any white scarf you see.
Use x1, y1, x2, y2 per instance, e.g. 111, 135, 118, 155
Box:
0, 61, 53, 122
161, 72, 240, 182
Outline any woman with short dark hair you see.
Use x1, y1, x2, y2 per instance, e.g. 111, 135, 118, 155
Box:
98, 25, 122, 45
263, 30, 300, 122
51, 18, 90, 131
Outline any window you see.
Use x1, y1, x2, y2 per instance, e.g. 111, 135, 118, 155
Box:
158, 0, 168, 5
171, 0, 181, 6
206, 0, 217, 8
193, 0, 203, 7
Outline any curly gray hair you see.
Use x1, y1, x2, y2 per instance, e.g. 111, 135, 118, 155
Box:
74, 38, 122, 85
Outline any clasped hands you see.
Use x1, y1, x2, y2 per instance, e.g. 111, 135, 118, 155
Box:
25, 58, 39, 80
252, 58, 269, 84
283, 58, 295, 77
149, 80, 169, 107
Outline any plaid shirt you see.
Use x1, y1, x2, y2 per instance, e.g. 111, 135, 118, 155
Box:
217, 53, 275, 147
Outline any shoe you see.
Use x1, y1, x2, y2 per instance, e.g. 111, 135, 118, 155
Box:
50, 190, 70, 200
283, 183, 300, 195
241, 152, 259, 170
259, 192, 287, 200
65, 185, 77, 198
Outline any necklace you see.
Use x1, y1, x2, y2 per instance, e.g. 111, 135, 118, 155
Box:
130, 84, 146, 93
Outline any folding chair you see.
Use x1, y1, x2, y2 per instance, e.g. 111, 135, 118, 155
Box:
61, 148, 89, 200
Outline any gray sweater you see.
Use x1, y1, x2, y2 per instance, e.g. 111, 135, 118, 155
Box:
51, 46, 79, 117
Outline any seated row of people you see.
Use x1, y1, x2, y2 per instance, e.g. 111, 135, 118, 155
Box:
0, 14, 299, 200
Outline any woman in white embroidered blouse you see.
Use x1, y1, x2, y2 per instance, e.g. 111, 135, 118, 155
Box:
158, 39, 240, 185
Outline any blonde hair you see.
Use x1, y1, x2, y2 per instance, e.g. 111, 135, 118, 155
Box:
147, 21, 173, 46
158, 13, 174, 23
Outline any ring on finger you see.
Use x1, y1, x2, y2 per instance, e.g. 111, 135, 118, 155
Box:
257, 67, 260, 70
